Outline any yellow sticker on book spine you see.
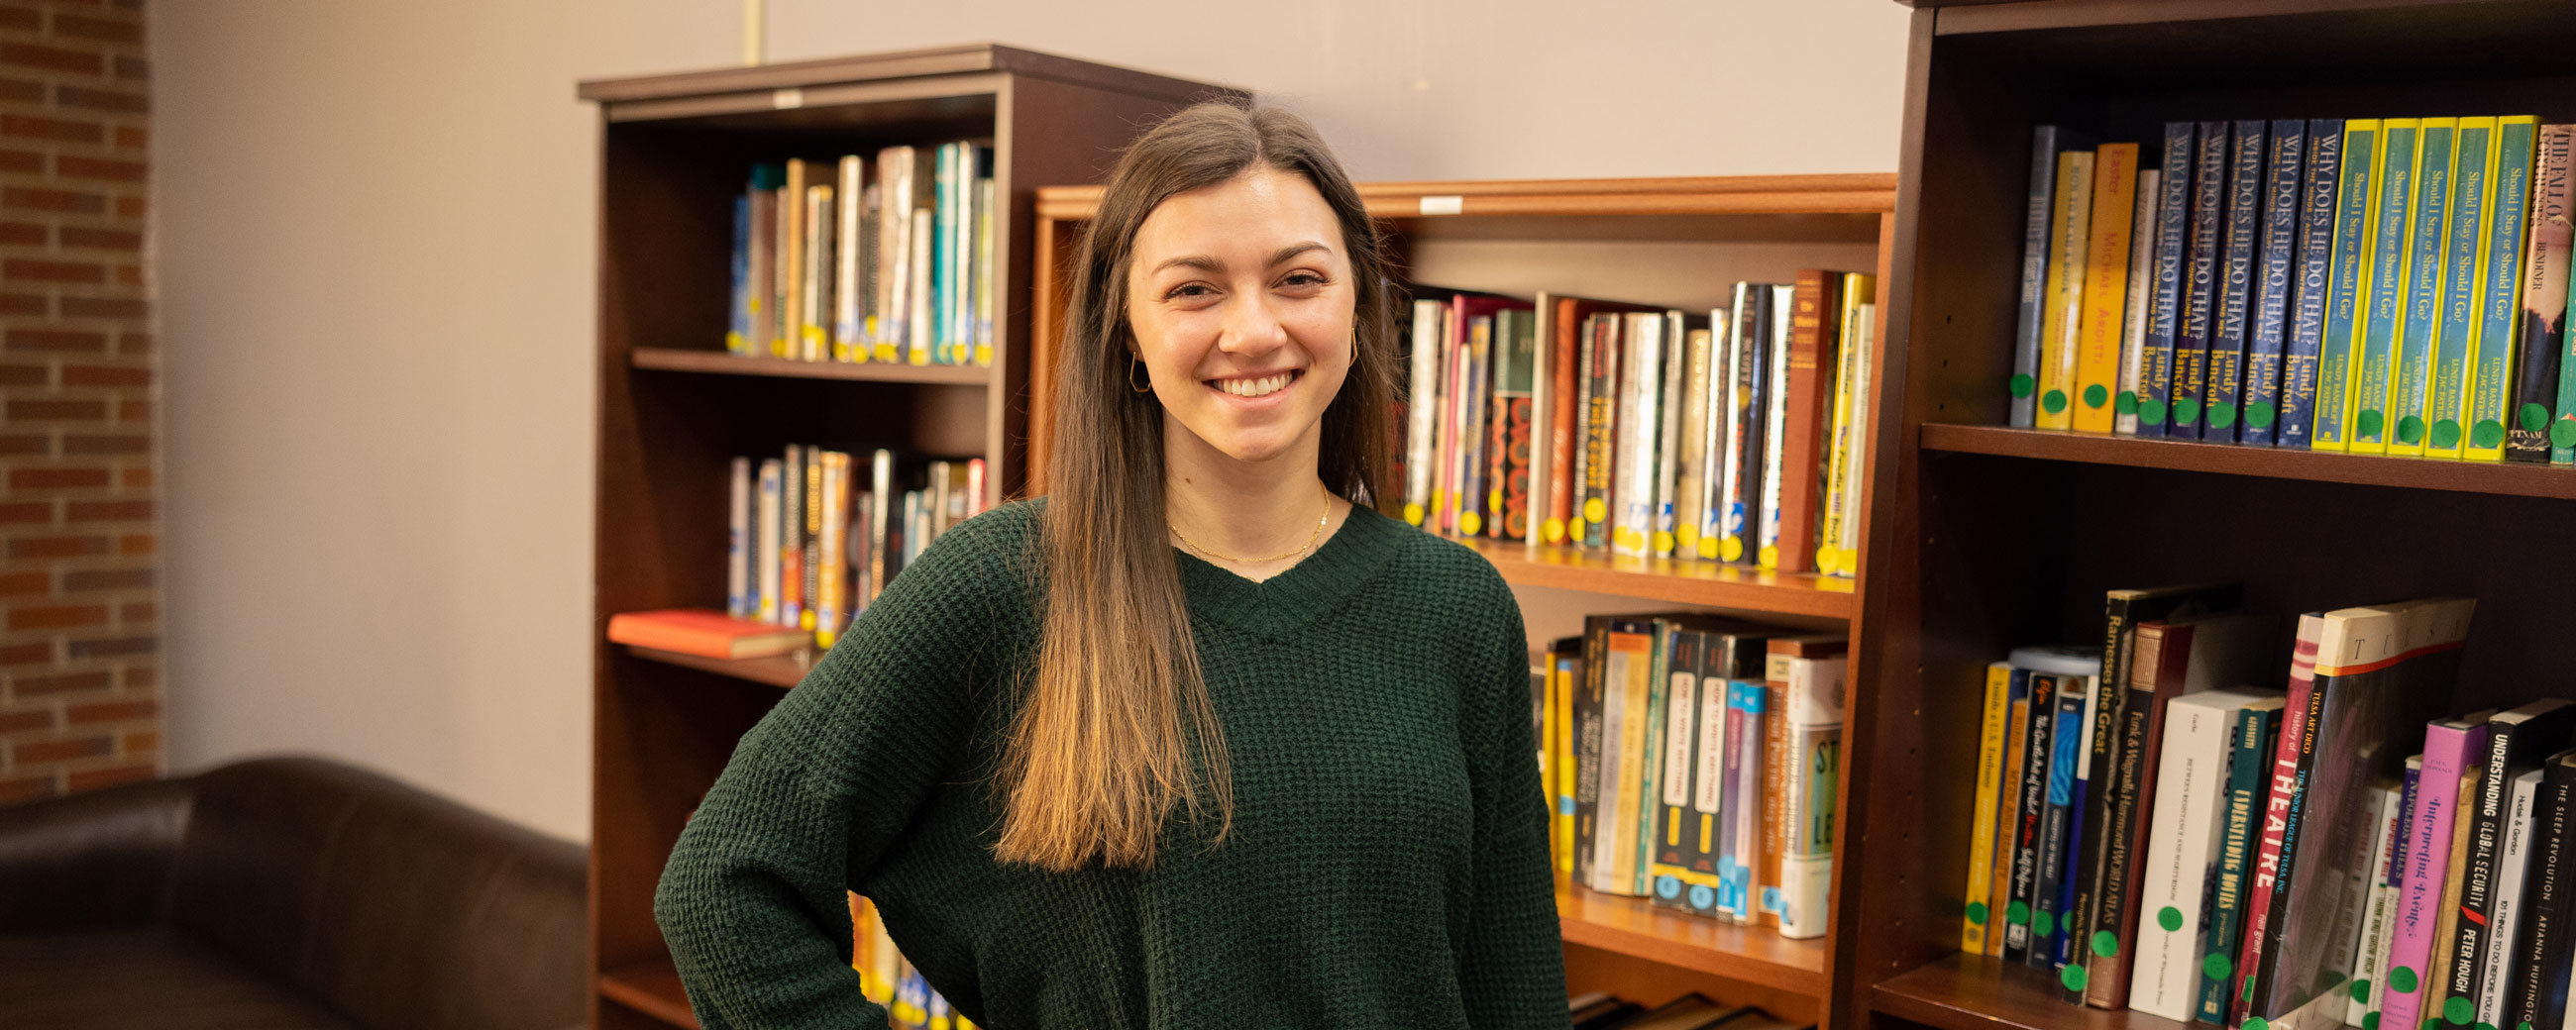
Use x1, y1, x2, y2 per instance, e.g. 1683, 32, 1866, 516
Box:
1653, 530, 1674, 555
1719, 537, 1745, 562
1460, 511, 1482, 537
1403, 502, 1425, 526
1759, 545, 1778, 569
1698, 537, 1720, 560
1543, 517, 1564, 543
1582, 497, 1605, 524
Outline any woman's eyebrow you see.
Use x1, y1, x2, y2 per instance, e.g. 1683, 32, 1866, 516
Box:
1150, 241, 1332, 275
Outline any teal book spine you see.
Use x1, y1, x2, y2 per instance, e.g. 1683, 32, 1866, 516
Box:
2392, 119, 2457, 456
2197, 702, 2282, 1022
2354, 121, 2422, 454
2315, 121, 2380, 451
2467, 119, 2536, 462
2429, 120, 2495, 459
931, 143, 954, 362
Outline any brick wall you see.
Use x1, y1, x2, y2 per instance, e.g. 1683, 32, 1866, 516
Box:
0, 0, 153, 804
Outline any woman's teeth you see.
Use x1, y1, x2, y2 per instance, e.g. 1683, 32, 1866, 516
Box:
1215, 372, 1293, 397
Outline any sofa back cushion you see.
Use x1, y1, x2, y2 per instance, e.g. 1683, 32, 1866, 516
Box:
167, 757, 586, 1030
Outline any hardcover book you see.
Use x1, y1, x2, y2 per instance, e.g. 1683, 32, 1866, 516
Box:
2129, 687, 2288, 1021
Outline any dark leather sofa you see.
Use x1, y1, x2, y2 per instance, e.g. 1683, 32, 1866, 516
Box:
0, 755, 587, 1030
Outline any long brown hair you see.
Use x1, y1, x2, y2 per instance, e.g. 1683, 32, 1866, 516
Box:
993, 99, 1399, 872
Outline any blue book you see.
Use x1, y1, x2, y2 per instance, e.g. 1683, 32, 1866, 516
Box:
2353, 121, 2422, 453
726, 193, 752, 356
2243, 120, 2307, 447
2470, 120, 2539, 460
2174, 122, 2232, 438
2139, 123, 2196, 439
931, 143, 955, 362
2035, 677, 2089, 969
2315, 123, 2381, 451
2203, 121, 2269, 443
2393, 119, 2458, 455
2280, 120, 2343, 449
2010, 127, 2065, 427
2429, 120, 2496, 458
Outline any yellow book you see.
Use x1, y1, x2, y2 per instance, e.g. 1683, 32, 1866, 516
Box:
2036, 151, 2096, 430
1537, 649, 1557, 870
2352, 119, 2424, 456
2074, 144, 2140, 433
2315, 121, 2386, 453
2464, 116, 2539, 462
1964, 662, 2013, 954
2389, 117, 2458, 458
1815, 273, 1873, 577
778, 159, 808, 360
1553, 651, 1577, 876
2427, 117, 2499, 460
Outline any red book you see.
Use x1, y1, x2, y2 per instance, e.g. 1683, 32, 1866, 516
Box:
1772, 270, 1845, 574
606, 608, 813, 660
2233, 612, 2322, 1025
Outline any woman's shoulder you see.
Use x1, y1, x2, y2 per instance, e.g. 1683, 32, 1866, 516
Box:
1366, 506, 1516, 609
871, 497, 1046, 620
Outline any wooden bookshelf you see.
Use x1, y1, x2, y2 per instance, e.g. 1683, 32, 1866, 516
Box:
579, 45, 1243, 1030
1852, 3, 2576, 1030
1029, 173, 1897, 1020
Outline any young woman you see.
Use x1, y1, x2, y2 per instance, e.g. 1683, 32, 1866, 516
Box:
655, 99, 1567, 1030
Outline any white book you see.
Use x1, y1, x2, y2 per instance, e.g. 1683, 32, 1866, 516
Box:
1405, 299, 1444, 526
1774, 654, 1845, 939
1756, 285, 1792, 566
834, 155, 864, 360
908, 206, 933, 364
2115, 169, 2161, 435
1609, 312, 1664, 558
2476, 768, 2548, 1025
1652, 311, 1686, 557
866, 449, 893, 605
727, 458, 752, 620
1691, 309, 1730, 560
755, 459, 783, 625
1836, 303, 1877, 566
1590, 637, 1632, 893
2129, 687, 2282, 1021
2348, 780, 2404, 1026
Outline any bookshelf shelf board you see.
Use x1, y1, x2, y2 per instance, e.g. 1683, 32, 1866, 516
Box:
631, 348, 993, 387
1459, 537, 1856, 620
625, 644, 811, 689
1556, 876, 1829, 995
598, 958, 700, 1029
1918, 424, 2576, 501
1869, 954, 2186, 1030
1037, 174, 1895, 244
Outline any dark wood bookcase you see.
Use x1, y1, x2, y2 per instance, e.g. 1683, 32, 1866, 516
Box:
1031, 174, 1898, 1026
1852, 2, 2576, 1029
577, 46, 1241, 1030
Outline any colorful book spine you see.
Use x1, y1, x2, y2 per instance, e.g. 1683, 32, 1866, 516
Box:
2383, 715, 2496, 1030
2229, 612, 2320, 1024
2011, 126, 2064, 427
2037, 150, 2096, 431
1986, 667, 2033, 957
727, 457, 751, 620
726, 193, 752, 355
1777, 271, 1843, 570
2004, 670, 2057, 965
1815, 277, 1869, 576
2347, 780, 2406, 1026
2504, 753, 2576, 1030
1771, 644, 1844, 940
1403, 299, 1443, 525
1458, 316, 1494, 538
2428, 118, 2499, 459
2280, 120, 2343, 449
2315, 120, 2382, 451
2474, 766, 2546, 1024
2202, 120, 2268, 443
1580, 316, 1620, 551
2354, 120, 2424, 454
1572, 622, 1608, 889
2195, 698, 2281, 1023
2174, 123, 2231, 436
1712, 290, 1762, 563
2466, 118, 2538, 462
756, 458, 782, 623
2393, 118, 2460, 457
1652, 312, 1686, 556
2128, 689, 2259, 1020
2139, 122, 2197, 439
2033, 673, 2087, 968
2447, 702, 2576, 1015
2116, 169, 2161, 436
2508, 124, 2576, 463
1630, 622, 1674, 897
1755, 289, 1792, 567
1489, 309, 1537, 540
1719, 679, 1767, 923
2242, 120, 2306, 446
833, 155, 865, 361
1966, 663, 2013, 952
1611, 313, 1664, 557
1649, 630, 1704, 912
1673, 323, 1715, 562
1691, 307, 1732, 561
2075, 144, 2140, 433
1596, 621, 1652, 894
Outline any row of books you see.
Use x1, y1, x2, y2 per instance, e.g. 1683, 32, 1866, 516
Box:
1403, 274, 1877, 577
2009, 117, 2576, 464
1958, 591, 2576, 1030
1567, 990, 1809, 1030
724, 447, 986, 651
849, 892, 977, 1030
1537, 615, 1844, 937
725, 144, 998, 367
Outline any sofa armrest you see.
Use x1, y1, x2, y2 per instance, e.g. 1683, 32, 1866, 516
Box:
0, 773, 193, 933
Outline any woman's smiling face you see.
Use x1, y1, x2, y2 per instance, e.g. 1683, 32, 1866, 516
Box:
1125, 164, 1355, 469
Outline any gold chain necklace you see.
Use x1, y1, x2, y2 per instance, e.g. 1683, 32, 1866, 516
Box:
1171, 491, 1332, 565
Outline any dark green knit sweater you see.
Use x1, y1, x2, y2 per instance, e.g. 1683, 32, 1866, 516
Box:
654, 498, 1569, 1030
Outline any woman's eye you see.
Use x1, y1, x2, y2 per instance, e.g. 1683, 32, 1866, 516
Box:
1165, 283, 1214, 300
1281, 271, 1327, 288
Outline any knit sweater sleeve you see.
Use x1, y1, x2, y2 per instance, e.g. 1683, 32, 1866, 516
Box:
1455, 569, 1573, 1028
653, 508, 1016, 1030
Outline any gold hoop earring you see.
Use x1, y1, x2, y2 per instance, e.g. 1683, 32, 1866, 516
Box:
1128, 355, 1153, 394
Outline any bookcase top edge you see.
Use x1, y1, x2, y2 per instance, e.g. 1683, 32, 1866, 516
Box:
577, 43, 1244, 108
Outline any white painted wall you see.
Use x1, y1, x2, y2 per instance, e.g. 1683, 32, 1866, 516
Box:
154, 0, 1910, 842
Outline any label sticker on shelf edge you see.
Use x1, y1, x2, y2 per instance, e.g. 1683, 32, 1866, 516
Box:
1418, 195, 1463, 216
773, 87, 805, 110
